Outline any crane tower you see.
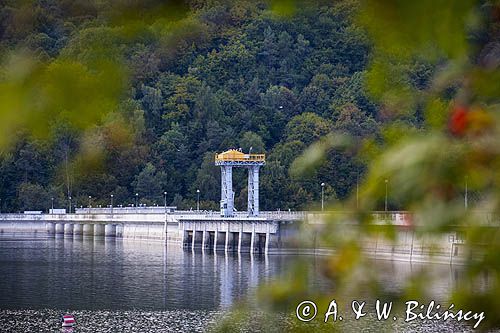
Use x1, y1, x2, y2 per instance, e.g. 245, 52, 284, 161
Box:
215, 149, 265, 217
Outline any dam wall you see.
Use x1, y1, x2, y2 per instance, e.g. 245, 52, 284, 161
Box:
0, 211, 493, 264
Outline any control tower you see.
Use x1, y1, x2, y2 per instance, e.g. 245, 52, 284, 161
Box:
215, 149, 265, 217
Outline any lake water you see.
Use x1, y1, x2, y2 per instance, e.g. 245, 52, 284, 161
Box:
0, 233, 488, 332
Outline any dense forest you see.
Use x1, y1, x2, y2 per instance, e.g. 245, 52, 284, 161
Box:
0, 0, 431, 212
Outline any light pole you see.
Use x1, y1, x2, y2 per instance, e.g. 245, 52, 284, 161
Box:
135, 193, 138, 209
321, 182, 325, 211
164, 191, 168, 245
68, 196, 72, 214
110, 194, 114, 214
88, 195, 92, 214
51, 197, 54, 212
384, 179, 388, 212
196, 189, 200, 211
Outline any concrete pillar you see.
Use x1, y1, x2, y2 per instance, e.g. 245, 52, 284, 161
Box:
94, 224, 105, 236
105, 224, 116, 237
83, 224, 94, 236
250, 224, 255, 254
202, 230, 207, 249
191, 230, 196, 250
73, 223, 83, 236
265, 223, 270, 255
115, 224, 123, 238
214, 228, 218, 253
73, 224, 83, 236
238, 231, 242, 253
46, 223, 55, 235
55, 223, 64, 234
64, 223, 74, 236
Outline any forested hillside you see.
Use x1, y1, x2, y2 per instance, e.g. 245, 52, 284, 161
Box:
0, 0, 430, 212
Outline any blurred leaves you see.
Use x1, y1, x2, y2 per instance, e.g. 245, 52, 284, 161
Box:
218, 0, 500, 331
358, 0, 476, 60
0, 51, 126, 149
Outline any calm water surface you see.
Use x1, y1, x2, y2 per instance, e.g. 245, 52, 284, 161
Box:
0, 234, 291, 310
0, 233, 486, 332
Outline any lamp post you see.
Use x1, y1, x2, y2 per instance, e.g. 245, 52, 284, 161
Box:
135, 193, 138, 209
163, 191, 168, 245
321, 182, 325, 211
68, 196, 72, 214
110, 194, 114, 214
51, 197, 54, 212
384, 179, 388, 212
196, 189, 200, 212
88, 195, 92, 214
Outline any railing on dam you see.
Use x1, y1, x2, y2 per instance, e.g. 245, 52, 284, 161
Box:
0, 209, 498, 226
75, 207, 177, 214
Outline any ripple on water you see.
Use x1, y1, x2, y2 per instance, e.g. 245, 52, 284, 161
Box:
0, 309, 490, 333
0, 309, 222, 333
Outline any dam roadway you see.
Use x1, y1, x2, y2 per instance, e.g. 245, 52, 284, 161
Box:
0, 208, 496, 262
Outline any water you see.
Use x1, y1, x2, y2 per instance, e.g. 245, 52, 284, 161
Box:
0, 234, 288, 310
0, 233, 490, 332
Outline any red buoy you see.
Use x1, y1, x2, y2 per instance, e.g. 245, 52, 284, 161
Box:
61, 314, 76, 327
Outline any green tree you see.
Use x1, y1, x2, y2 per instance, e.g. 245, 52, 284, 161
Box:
285, 112, 331, 146
17, 182, 50, 212
132, 163, 167, 203
239, 131, 265, 153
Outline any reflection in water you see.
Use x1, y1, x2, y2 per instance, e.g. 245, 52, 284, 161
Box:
0, 234, 468, 311
0, 234, 286, 310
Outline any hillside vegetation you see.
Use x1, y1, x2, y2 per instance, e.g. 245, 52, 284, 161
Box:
0, 0, 430, 212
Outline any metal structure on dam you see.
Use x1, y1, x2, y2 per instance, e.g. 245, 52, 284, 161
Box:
215, 149, 265, 217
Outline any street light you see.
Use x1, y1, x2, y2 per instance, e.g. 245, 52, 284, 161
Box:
196, 189, 200, 211
384, 179, 388, 212
51, 197, 54, 212
88, 196, 92, 214
321, 183, 325, 211
164, 191, 167, 212
68, 196, 72, 214
110, 194, 114, 214
135, 193, 138, 208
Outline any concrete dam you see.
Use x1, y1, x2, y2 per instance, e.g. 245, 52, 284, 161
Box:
0, 208, 305, 255
1, 207, 493, 265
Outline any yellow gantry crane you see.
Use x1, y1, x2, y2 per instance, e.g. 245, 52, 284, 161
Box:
215, 149, 265, 217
